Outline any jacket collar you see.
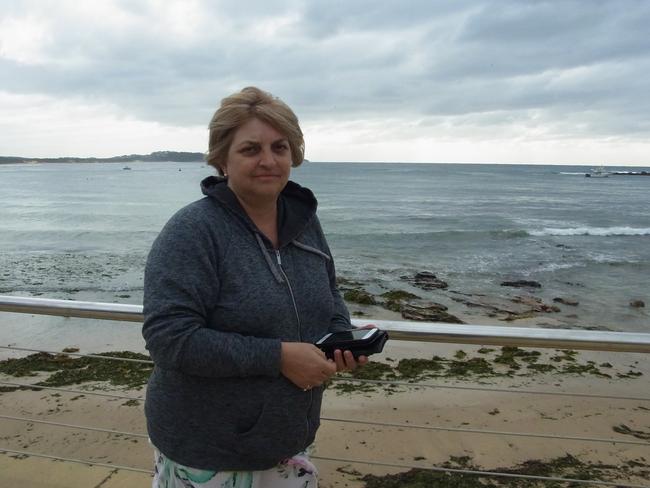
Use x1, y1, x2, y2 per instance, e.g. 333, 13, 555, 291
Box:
200, 175, 318, 248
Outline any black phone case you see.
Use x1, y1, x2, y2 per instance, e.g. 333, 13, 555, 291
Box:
317, 329, 389, 359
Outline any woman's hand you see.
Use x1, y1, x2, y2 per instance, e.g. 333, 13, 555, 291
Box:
332, 349, 368, 372
281, 342, 337, 391
333, 324, 376, 372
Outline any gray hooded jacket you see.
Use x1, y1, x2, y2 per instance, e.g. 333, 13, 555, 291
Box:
142, 176, 352, 471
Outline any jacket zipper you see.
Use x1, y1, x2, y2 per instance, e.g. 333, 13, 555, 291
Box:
275, 249, 302, 342
275, 248, 312, 443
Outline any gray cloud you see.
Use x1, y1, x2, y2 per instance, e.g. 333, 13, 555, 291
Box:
1, 0, 650, 144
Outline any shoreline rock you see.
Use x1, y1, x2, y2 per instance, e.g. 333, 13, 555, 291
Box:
401, 271, 449, 290
501, 280, 542, 288
379, 290, 421, 313
401, 303, 465, 324
336, 274, 628, 328
343, 289, 377, 305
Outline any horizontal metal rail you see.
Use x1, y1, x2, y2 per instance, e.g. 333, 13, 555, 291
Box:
2, 295, 650, 352
2, 417, 647, 487
0, 296, 143, 322
2, 377, 648, 449
0, 415, 149, 439
319, 416, 650, 446
5, 411, 646, 448
2, 447, 645, 488
0, 381, 143, 401
0, 448, 152, 474
329, 377, 650, 401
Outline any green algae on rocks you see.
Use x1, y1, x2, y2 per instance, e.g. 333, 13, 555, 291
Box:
380, 290, 421, 301
380, 290, 421, 312
343, 289, 378, 305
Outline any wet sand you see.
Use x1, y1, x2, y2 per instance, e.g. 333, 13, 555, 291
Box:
1, 341, 649, 487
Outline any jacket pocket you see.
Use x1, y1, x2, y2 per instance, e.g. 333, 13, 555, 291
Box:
235, 402, 266, 436
234, 387, 310, 458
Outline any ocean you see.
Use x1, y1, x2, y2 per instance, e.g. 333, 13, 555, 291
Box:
0, 161, 649, 354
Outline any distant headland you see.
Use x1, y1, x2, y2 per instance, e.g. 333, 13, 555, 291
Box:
0, 151, 206, 165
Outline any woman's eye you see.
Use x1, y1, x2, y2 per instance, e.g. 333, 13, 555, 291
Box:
241, 146, 258, 155
274, 143, 289, 152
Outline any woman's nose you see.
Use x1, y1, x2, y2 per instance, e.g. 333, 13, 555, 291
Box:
258, 146, 276, 166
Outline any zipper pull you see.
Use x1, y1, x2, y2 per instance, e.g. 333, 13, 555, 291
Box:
275, 249, 282, 265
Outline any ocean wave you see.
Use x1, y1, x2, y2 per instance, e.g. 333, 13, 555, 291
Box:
346, 226, 650, 239
0, 284, 144, 294
529, 227, 650, 237
533, 262, 584, 273
329, 229, 529, 239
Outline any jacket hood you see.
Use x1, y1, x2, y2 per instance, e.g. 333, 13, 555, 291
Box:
200, 175, 318, 248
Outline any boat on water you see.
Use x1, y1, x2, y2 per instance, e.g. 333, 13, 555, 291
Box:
585, 165, 610, 178
122, 166, 132, 170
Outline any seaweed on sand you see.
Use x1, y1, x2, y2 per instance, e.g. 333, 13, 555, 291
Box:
359, 454, 648, 487
329, 346, 642, 395
0, 351, 152, 389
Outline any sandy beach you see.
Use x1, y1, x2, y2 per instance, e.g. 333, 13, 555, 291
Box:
1, 339, 649, 487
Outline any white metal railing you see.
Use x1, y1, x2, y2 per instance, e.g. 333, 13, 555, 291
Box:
2, 295, 650, 352
1, 295, 649, 487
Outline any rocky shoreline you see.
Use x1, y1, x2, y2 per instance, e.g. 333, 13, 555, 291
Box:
338, 271, 646, 329
0, 151, 205, 164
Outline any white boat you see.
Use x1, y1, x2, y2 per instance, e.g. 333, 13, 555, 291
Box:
585, 165, 609, 178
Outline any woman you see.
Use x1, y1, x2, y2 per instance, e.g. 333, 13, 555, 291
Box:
142, 86, 368, 487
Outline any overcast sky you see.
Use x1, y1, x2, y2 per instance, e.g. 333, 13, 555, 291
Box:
1, 0, 649, 165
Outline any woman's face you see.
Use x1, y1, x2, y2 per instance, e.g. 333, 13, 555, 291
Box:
224, 117, 292, 205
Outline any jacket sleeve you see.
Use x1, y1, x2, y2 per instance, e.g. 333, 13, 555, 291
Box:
327, 257, 355, 332
142, 208, 282, 378
311, 217, 354, 333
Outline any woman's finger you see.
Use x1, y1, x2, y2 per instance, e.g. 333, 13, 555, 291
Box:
333, 349, 347, 371
358, 324, 377, 329
343, 350, 358, 370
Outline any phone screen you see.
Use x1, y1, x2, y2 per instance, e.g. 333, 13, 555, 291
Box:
318, 328, 376, 345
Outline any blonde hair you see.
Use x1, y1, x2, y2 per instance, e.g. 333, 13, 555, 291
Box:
206, 86, 305, 175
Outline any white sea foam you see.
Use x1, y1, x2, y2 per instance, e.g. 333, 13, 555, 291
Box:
534, 262, 585, 273
529, 227, 650, 237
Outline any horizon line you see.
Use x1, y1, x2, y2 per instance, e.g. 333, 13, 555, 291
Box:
1, 153, 648, 168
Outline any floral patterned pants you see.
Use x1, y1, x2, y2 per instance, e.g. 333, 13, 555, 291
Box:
152, 447, 318, 488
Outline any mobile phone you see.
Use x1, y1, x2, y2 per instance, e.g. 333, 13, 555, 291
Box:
315, 328, 388, 359
316, 328, 378, 346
